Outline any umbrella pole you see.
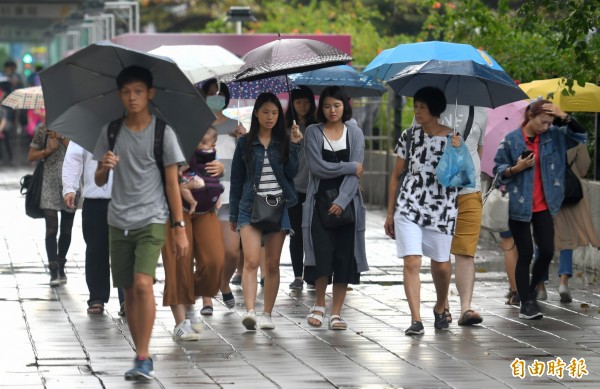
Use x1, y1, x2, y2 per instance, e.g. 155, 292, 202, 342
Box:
285, 75, 296, 126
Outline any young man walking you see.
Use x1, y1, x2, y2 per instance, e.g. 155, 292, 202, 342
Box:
94, 65, 188, 381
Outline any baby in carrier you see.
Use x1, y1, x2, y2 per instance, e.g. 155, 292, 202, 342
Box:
179, 127, 224, 214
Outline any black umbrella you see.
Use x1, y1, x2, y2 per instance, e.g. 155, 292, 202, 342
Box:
40, 41, 215, 158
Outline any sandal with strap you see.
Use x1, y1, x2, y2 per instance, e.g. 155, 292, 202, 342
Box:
329, 315, 347, 330
87, 303, 104, 314
306, 305, 325, 327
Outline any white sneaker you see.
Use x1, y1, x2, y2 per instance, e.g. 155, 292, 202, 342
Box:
172, 319, 199, 341
258, 313, 275, 330
559, 284, 572, 302
242, 310, 256, 330
185, 310, 203, 333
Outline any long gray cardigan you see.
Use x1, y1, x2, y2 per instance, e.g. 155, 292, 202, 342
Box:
301, 122, 368, 273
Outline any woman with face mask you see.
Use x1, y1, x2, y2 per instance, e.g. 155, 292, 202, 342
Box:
185, 79, 246, 317
494, 99, 587, 321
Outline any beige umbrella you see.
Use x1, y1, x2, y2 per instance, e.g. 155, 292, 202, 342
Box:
1, 86, 44, 110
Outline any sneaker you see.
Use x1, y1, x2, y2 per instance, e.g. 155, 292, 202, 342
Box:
124, 356, 154, 381
559, 284, 572, 303
259, 277, 265, 287
57, 259, 67, 284
433, 309, 449, 331
48, 262, 60, 287
258, 313, 275, 330
118, 302, 126, 317
231, 274, 242, 285
404, 320, 424, 335
306, 283, 315, 291
519, 299, 543, 320
242, 310, 257, 330
536, 289, 547, 301
289, 278, 304, 290
222, 292, 235, 309
172, 319, 200, 341
200, 305, 213, 316
185, 309, 203, 333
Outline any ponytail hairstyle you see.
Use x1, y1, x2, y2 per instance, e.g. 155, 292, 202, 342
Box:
244, 92, 289, 162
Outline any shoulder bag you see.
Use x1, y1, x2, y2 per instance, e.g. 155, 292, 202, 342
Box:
20, 134, 48, 219
481, 172, 509, 232
250, 157, 285, 232
562, 157, 583, 206
313, 126, 355, 229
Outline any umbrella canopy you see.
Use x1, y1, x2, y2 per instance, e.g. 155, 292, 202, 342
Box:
39, 41, 215, 158
288, 65, 386, 98
519, 78, 600, 112
1, 86, 44, 109
363, 41, 506, 81
148, 45, 245, 84
234, 37, 352, 82
387, 60, 528, 108
227, 76, 297, 99
481, 100, 529, 176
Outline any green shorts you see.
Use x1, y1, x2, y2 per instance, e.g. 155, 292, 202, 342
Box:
109, 223, 166, 288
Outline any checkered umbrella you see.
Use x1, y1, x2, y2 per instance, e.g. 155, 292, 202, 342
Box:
1, 86, 45, 109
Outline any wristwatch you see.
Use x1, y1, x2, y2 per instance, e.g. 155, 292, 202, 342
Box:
172, 220, 185, 228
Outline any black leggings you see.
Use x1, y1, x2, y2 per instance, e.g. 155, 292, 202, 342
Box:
509, 210, 554, 302
43, 209, 76, 263
288, 192, 306, 278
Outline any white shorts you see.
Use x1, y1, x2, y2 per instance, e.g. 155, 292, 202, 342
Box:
394, 213, 452, 262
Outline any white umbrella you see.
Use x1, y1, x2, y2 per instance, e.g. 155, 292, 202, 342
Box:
1, 86, 45, 110
148, 45, 245, 84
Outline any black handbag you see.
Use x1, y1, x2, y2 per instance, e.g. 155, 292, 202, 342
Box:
314, 188, 355, 229
20, 159, 45, 219
563, 158, 583, 206
250, 186, 285, 233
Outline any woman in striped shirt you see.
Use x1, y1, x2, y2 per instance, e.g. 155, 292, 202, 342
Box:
229, 92, 304, 330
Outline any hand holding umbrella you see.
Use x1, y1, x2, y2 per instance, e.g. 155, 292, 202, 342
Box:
290, 123, 303, 143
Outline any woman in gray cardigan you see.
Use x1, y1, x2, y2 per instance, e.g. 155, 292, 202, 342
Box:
302, 86, 368, 330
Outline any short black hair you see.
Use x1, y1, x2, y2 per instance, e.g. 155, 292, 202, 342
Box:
413, 87, 446, 117
285, 85, 316, 128
316, 86, 352, 123
201, 78, 231, 109
116, 65, 153, 90
3, 60, 16, 68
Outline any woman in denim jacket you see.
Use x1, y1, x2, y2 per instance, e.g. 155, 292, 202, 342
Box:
229, 92, 303, 331
493, 99, 586, 320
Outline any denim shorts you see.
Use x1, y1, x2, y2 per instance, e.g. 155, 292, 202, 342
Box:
237, 205, 292, 235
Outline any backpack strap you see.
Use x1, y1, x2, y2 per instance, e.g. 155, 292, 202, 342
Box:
153, 118, 173, 223
107, 118, 123, 152
462, 105, 475, 141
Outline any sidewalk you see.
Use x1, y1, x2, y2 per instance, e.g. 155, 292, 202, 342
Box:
1, 166, 599, 388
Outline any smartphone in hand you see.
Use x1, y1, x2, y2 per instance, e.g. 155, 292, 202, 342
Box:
521, 150, 533, 159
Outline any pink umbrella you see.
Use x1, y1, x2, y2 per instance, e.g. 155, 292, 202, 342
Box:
481, 100, 529, 176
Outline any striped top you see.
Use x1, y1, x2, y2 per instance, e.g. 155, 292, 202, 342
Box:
257, 149, 283, 197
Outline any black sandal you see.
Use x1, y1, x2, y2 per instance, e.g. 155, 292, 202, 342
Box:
505, 291, 520, 305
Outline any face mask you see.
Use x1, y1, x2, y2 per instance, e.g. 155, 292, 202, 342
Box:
206, 95, 226, 112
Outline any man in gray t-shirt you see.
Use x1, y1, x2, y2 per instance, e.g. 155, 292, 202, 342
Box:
94, 65, 188, 381
439, 104, 488, 326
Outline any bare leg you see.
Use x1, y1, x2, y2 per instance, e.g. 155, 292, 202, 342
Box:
125, 273, 155, 358
560, 274, 569, 286
403, 255, 422, 322
170, 304, 185, 326
431, 260, 451, 315
180, 188, 198, 215
330, 283, 348, 317
455, 254, 477, 316
502, 237, 518, 292
240, 226, 263, 312
202, 296, 212, 307
261, 232, 286, 314
220, 221, 240, 294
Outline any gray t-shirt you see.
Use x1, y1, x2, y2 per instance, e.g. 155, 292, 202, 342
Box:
93, 116, 185, 230
439, 105, 487, 194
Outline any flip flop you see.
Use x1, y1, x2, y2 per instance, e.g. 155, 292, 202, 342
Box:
458, 310, 483, 326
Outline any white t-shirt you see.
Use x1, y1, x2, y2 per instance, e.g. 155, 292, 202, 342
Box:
439, 105, 488, 194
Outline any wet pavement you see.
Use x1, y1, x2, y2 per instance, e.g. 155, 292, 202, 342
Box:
1, 166, 600, 388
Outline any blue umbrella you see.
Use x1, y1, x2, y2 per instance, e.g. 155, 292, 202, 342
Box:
387, 60, 528, 108
288, 65, 386, 97
363, 41, 505, 81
